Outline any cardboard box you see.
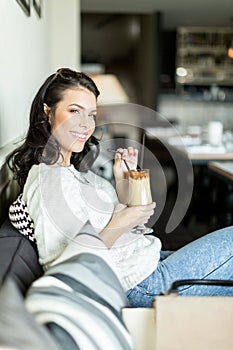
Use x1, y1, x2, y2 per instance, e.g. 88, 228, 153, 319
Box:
123, 296, 233, 350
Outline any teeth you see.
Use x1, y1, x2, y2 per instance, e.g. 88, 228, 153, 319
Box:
70, 132, 86, 139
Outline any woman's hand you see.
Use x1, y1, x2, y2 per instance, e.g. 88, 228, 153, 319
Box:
100, 202, 156, 248
113, 147, 138, 204
113, 147, 138, 183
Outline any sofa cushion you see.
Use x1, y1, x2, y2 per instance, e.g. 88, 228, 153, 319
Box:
0, 218, 43, 295
0, 278, 61, 350
26, 252, 132, 350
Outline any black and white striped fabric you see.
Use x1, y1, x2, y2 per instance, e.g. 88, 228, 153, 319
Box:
9, 194, 35, 242
26, 251, 133, 350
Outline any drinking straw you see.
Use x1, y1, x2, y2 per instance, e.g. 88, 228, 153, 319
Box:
139, 133, 145, 170
107, 149, 130, 171
122, 158, 130, 171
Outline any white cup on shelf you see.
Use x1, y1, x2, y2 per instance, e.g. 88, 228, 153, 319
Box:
208, 121, 223, 147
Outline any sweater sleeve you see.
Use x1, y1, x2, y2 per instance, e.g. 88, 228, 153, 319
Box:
110, 232, 162, 291
22, 165, 118, 269
80, 170, 118, 231
22, 165, 91, 268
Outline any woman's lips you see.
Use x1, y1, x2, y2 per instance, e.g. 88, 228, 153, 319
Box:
69, 131, 88, 142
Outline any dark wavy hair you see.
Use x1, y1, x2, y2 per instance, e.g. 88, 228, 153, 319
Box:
7, 68, 100, 189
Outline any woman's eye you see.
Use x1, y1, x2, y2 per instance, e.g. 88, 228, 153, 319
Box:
70, 109, 79, 114
89, 114, 96, 120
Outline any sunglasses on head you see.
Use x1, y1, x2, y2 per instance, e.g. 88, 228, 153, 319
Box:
54, 68, 84, 80
42, 68, 84, 102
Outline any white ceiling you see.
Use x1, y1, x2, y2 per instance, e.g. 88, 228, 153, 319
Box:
81, 0, 233, 30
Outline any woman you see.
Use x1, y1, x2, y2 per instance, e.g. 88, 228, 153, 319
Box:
8, 68, 233, 307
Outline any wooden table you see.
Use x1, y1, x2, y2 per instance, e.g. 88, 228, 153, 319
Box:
165, 136, 233, 226
145, 126, 233, 164
170, 144, 233, 165
145, 126, 233, 229
208, 161, 233, 182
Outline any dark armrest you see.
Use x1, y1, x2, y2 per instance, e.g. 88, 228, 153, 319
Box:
0, 218, 43, 295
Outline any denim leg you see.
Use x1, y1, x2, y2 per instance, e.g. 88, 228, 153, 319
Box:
126, 226, 233, 307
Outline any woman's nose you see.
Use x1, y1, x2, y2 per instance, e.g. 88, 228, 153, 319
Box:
77, 111, 90, 127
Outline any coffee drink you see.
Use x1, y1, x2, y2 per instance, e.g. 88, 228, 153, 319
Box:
128, 169, 152, 206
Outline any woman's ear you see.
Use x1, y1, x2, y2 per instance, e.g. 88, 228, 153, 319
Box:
43, 103, 51, 124
43, 103, 50, 116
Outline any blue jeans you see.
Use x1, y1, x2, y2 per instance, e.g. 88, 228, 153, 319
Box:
126, 226, 233, 307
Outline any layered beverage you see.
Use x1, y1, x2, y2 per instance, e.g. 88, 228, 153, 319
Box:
128, 169, 152, 206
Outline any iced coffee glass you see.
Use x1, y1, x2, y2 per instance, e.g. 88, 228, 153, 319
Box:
128, 169, 153, 234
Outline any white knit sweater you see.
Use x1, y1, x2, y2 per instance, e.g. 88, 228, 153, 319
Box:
22, 163, 161, 291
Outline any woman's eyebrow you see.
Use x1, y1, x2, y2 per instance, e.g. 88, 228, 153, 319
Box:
68, 103, 85, 109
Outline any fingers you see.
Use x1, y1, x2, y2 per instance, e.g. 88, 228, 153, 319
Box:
114, 149, 123, 160
128, 147, 138, 159
115, 147, 138, 170
142, 202, 156, 210
114, 202, 127, 212
122, 147, 138, 159
137, 202, 156, 219
128, 202, 156, 221
112, 201, 155, 232
115, 147, 138, 158
118, 148, 130, 160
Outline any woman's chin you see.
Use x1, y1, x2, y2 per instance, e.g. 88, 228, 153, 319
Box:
71, 143, 85, 153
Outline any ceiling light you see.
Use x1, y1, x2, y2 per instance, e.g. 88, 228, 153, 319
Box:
176, 67, 187, 77
228, 42, 233, 58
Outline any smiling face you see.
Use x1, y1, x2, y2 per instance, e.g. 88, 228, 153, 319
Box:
45, 87, 97, 166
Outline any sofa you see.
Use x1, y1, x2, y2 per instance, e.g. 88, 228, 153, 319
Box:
0, 217, 43, 295
0, 155, 135, 349
0, 217, 135, 350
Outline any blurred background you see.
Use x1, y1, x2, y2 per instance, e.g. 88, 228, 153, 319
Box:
1, 0, 233, 249
81, 0, 233, 128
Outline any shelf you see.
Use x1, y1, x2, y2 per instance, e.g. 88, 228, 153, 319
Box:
176, 26, 233, 88
176, 65, 233, 71
178, 46, 227, 55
